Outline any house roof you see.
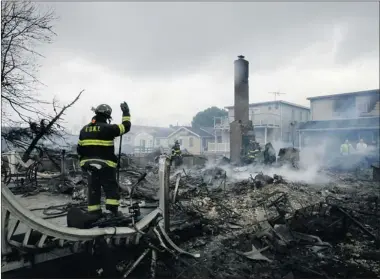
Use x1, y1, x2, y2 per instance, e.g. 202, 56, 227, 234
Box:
153, 127, 175, 138
129, 125, 175, 137
189, 126, 215, 137
199, 127, 215, 135
307, 89, 379, 101
298, 117, 380, 131
168, 126, 214, 138
225, 100, 310, 110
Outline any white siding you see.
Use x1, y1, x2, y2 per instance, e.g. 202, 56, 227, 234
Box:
155, 138, 169, 148
134, 132, 154, 148
310, 94, 377, 121
228, 109, 234, 122
226, 103, 310, 143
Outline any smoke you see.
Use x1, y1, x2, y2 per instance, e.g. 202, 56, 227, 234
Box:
220, 162, 330, 185
197, 139, 331, 185
198, 152, 329, 186
184, 120, 378, 186
193, 135, 374, 187
271, 140, 292, 152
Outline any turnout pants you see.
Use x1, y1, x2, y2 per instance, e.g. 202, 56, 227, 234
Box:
171, 155, 183, 168
87, 167, 120, 214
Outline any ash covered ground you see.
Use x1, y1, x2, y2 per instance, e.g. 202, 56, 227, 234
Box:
5, 152, 380, 279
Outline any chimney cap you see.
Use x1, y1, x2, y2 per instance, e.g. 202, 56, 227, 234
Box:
238, 55, 245, 59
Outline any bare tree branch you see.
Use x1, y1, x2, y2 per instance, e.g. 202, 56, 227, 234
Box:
21, 90, 85, 162
1, 0, 57, 123
1, 2, 85, 163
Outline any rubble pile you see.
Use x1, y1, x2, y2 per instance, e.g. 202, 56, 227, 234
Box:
163, 167, 380, 279
4, 154, 380, 278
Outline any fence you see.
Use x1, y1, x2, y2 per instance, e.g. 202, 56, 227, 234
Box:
132, 147, 155, 155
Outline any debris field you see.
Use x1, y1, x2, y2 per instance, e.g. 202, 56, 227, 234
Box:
5, 156, 380, 279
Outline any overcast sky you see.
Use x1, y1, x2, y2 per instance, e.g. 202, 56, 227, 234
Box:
34, 2, 379, 132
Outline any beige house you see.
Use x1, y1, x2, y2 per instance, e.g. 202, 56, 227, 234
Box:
166, 126, 214, 155
115, 125, 174, 155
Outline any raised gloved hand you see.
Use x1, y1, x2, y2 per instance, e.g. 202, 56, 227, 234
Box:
120, 102, 129, 113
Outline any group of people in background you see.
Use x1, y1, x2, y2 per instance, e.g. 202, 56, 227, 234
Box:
340, 138, 377, 155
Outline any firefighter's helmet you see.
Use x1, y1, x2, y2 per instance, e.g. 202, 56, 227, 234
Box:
94, 104, 112, 118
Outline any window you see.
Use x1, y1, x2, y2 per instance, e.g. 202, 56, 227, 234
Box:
217, 136, 222, 143
333, 97, 355, 113
189, 137, 194, 147
149, 140, 153, 147
250, 108, 261, 121
179, 139, 183, 145
156, 138, 160, 146
291, 109, 295, 121
357, 102, 370, 113
126, 136, 131, 142
299, 111, 303, 121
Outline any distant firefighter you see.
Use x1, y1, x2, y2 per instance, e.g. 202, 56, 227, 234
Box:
356, 138, 368, 153
244, 140, 261, 164
340, 139, 354, 155
264, 142, 276, 165
171, 140, 183, 167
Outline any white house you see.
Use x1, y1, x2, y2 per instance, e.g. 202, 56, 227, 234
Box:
209, 100, 310, 153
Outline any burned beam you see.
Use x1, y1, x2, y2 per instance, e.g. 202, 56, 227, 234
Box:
158, 155, 171, 232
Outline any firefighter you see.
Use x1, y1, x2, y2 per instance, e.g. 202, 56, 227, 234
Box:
340, 139, 353, 156
356, 138, 368, 153
263, 142, 276, 165
245, 140, 261, 164
77, 102, 131, 218
171, 140, 182, 167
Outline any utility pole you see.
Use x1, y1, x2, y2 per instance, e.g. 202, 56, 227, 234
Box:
268, 92, 287, 142
268, 91, 286, 101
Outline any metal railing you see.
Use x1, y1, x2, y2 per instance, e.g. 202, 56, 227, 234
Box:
252, 113, 281, 126
133, 147, 155, 153
1, 154, 199, 273
252, 120, 281, 126
214, 116, 231, 129
214, 114, 281, 129
207, 142, 230, 152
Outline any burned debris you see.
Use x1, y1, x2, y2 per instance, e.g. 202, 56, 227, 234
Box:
166, 170, 380, 279
2, 138, 380, 279
2, 116, 380, 279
